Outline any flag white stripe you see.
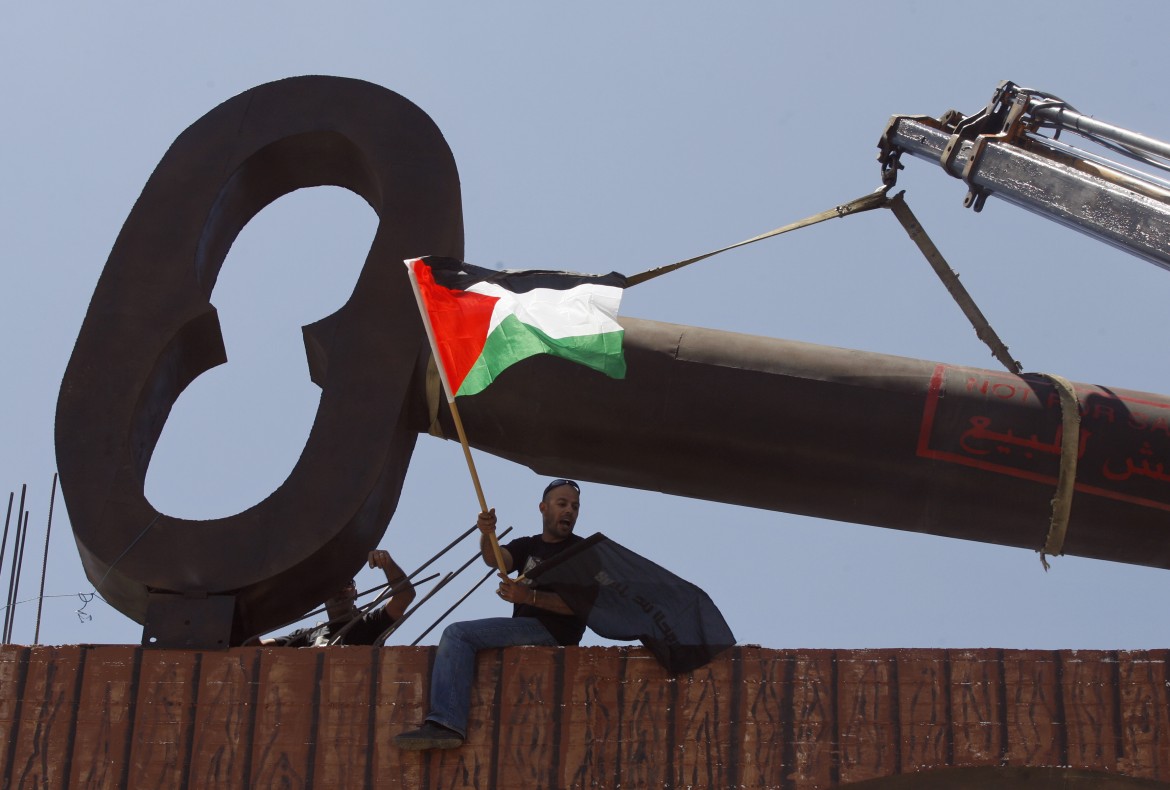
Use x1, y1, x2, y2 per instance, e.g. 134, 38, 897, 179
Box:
469, 282, 623, 340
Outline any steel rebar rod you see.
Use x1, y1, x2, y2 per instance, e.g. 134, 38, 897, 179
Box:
379, 527, 515, 647
373, 572, 454, 647
34, 474, 59, 645
402, 528, 518, 647
327, 572, 440, 645
285, 521, 486, 633
5, 510, 30, 644
0, 492, 13, 601
240, 572, 439, 646
2, 486, 26, 643
240, 521, 490, 645
410, 567, 496, 647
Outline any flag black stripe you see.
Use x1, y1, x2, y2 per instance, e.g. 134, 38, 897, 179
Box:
419, 256, 628, 293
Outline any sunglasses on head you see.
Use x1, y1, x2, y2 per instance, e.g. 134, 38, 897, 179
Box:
542, 479, 580, 498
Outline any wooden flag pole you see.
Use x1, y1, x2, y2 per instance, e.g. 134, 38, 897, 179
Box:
405, 258, 511, 578
447, 397, 510, 577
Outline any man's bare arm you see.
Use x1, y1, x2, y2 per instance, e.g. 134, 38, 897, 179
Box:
528, 588, 575, 616
369, 549, 416, 620
477, 509, 513, 571
496, 577, 574, 615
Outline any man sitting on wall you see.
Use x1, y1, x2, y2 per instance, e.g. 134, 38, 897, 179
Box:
395, 479, 587, 750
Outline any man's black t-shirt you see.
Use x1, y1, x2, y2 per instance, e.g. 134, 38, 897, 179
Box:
278, 607, 395, 647
505, 533, 587, 646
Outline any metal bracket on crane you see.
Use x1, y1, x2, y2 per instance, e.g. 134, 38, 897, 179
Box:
945, 81, 1033, 211
880, 81, 1035, 211
877, 80, 1170, 272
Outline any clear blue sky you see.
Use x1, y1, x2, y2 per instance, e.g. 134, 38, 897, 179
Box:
2, 3, 1168, 648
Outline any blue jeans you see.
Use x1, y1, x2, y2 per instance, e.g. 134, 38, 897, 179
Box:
426, 617, 558, 738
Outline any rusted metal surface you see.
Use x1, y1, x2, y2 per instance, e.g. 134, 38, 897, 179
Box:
0, 644, 1166, 788
452, 324, 1170, 571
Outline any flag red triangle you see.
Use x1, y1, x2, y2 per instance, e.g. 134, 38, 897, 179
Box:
413, 261, 499, 393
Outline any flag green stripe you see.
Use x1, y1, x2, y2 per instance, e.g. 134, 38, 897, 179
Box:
457, 313, 626, 397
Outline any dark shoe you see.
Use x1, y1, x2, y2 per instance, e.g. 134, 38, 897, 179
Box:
395, 721, 464, 750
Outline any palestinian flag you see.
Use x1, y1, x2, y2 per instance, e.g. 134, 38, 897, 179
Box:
405, 256, 627, 399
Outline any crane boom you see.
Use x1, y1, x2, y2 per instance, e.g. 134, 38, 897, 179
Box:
879, 80, 1170, 270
